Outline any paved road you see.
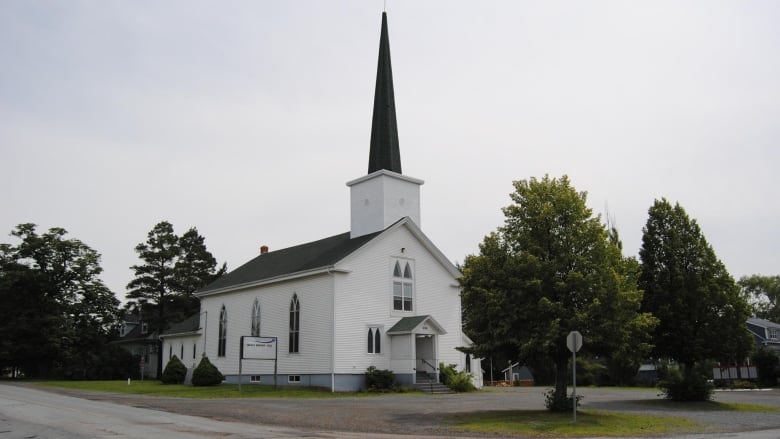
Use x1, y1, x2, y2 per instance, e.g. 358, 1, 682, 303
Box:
2, 383, 780, 438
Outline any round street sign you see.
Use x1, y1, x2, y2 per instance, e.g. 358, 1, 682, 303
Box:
567, 331, 583, 353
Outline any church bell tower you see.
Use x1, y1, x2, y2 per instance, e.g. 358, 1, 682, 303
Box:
348, 12, 423, 239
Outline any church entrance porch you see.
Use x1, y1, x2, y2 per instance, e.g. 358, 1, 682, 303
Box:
386, 315, 446, 385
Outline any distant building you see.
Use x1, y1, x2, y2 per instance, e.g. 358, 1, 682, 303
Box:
747, 317, 780, 353
112, 314, 159, 378
159, 12, 479, 391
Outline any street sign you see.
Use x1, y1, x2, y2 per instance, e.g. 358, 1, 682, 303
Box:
566, 331, 583, 353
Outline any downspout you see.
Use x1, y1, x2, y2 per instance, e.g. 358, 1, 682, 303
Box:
328, 267, 336, 392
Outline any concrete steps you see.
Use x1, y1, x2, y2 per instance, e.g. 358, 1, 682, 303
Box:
414, 374, 454, 394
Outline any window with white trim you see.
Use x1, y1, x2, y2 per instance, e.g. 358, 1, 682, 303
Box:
770, 328, 778, 340
251, 298, 261, 337
289, 294, 300, 353
392, 260, 413, 311
218, 305, 227, 357
367, 327, 382, 354
288, 375, 301, 383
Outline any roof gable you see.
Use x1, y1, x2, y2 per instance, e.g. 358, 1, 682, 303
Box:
387, 315, 446, 335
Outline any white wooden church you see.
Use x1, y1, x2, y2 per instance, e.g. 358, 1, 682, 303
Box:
160, 12, 480, 391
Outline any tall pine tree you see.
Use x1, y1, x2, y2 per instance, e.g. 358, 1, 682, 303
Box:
126, 221, 225, 376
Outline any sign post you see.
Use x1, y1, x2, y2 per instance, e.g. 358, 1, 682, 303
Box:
566, 331, 583, 424
239, 336, 278, 392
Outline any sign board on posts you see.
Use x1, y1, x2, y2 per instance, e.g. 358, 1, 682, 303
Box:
241, 336, 277, 360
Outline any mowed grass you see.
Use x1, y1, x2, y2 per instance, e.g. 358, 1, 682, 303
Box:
635, 398, 780, 413
36, 380, 375, 398
449, 410, 702, 437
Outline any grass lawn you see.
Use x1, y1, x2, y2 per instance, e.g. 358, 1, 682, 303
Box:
635, 399, 780, 413
448, 410, 703, 437
36, 380, 382, 398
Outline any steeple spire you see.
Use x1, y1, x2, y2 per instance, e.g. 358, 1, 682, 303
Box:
367, 12, 402, 174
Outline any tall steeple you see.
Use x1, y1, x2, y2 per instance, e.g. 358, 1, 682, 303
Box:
348, 11, 422, 239
367, 12, 402, 174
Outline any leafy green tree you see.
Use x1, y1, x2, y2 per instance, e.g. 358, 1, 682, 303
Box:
461, 175, 656, 410
738, 275, 780, 322
639, 199, 752, 397
0, 224, 119, 377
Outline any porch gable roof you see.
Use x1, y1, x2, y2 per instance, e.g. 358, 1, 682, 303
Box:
386, 315, 446, 335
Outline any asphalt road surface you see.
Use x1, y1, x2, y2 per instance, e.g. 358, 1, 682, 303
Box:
2, 383, 780, 439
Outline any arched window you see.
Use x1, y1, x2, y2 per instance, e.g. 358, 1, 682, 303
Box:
392, 260, 413, 311
251, 298, 261, 337
289, 294, 300, 353
367, 327, 381, 354
218, 305, 227, 357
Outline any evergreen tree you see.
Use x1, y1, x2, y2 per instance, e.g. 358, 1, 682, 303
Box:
126, 221, 225, 376
639, 199, 752, 388
172, 227, 227, 319
461, 176, 656, 410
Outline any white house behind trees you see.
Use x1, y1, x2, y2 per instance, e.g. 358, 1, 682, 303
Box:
160, 12, 480, 391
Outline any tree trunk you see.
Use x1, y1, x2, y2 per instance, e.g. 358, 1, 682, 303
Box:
553, 352, 569, 406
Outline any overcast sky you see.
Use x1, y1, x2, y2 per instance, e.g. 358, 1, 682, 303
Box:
2, 1, 779, 300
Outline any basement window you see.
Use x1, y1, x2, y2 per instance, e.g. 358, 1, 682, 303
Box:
288, 375, 301, 383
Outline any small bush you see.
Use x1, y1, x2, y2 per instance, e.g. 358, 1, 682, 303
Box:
161, 355, 187, 384
191, 356, 223, 386
544, 388, 583, 412
752, 348, 779, 388
658, 366, 713, 401
439, 362, 475, 392
365, 366, 395, 391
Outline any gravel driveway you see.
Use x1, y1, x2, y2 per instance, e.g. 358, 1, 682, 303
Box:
35, 385, 780, 437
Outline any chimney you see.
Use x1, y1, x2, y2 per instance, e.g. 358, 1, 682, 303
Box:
260, 245, 269, 254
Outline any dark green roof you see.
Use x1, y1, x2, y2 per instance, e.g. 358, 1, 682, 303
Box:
197, 230, 382, 295
161, 313, 200, 336
387, 315, 431, 334
368, 11, 402, 174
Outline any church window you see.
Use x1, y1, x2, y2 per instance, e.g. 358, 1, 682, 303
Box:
180, 343, 184, 359
251, 298, 261, 337
218, 305, 227, 357
193, 343, 197, 359
169, 345, 172, 360
289, 294, 300, 353
392, 260, 413, 311
367, 327, 382, 354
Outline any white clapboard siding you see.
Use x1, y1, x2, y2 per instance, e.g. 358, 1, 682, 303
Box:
198, 273, 334, 376
333, 224, 464, 374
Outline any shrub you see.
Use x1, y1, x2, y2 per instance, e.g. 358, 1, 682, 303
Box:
161, 355, 187, 384
365, 366, 395, 391
439, 362, 475, 392
752, 348, 779, 388
658, 365, 713, 401
544, 388, 582, 412
191, 356, 224, 386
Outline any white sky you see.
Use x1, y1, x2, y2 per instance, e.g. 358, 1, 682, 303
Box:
2, 1, 779, 300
